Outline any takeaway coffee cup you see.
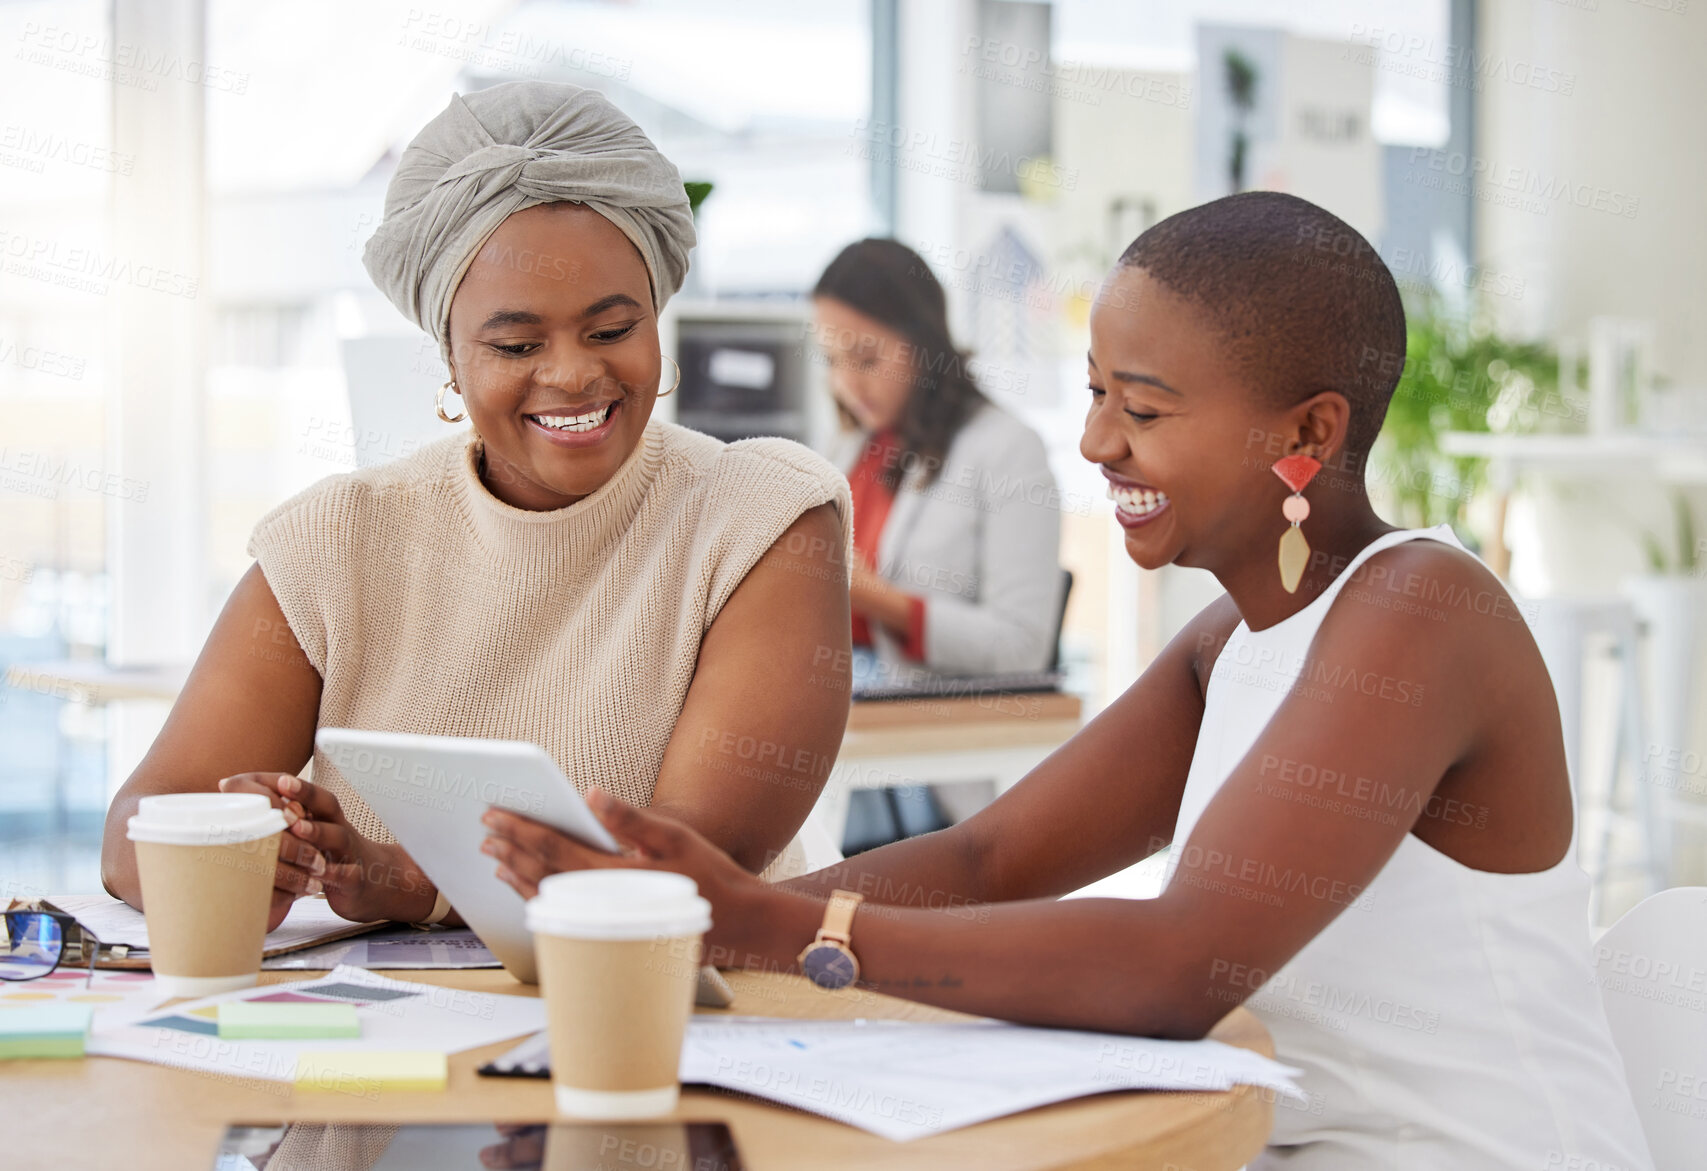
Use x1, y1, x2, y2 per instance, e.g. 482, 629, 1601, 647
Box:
526, 870, 712, 1119
126, 792, 287, 997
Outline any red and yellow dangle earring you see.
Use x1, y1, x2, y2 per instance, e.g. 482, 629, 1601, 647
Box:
1271, 451, 1322, 593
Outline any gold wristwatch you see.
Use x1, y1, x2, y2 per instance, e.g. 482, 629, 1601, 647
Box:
797, 890, 864, 989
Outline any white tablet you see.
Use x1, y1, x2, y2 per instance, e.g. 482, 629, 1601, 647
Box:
313, 727, 619, 983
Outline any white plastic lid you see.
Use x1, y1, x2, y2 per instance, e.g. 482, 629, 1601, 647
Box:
126, 792, 287, 846
526, 870, 712, 941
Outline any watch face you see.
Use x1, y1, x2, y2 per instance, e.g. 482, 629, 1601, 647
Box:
802, 943, 858, 989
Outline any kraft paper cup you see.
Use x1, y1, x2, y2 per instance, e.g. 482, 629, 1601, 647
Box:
526, 871, 712, 1120
127, 792, 287, 997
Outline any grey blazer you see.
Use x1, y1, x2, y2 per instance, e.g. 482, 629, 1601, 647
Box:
831, 403, 1065, 676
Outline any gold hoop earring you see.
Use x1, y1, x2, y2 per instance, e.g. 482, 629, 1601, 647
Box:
436, 380, 467, 424
656, 355, 681, 398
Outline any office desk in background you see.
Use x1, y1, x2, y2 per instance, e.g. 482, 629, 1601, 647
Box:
3, 662, 1085, 858
3, 659, 188, 705
5, 967, 1274, 1171
813, 692, 1084, 846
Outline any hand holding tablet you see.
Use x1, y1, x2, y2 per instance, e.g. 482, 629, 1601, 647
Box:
314, 728, 619, 982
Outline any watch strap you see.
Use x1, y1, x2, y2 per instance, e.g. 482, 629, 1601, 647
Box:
413, 889, 451, 927
818, 889, 863, 944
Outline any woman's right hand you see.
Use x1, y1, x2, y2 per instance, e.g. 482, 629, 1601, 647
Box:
482, 789, 777, 960
214, 771, 326, 932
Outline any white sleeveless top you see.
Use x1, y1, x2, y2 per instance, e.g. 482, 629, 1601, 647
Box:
1167, 526, 1653, 1169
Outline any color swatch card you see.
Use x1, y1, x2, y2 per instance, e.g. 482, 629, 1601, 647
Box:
0, 968, 167, 1026
217, 1000, 360, 1039
0, 1003, 93, 1058
88, 965, 544, 1086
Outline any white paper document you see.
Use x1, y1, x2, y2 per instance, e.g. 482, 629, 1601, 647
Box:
88, 964, 546, 1082
50, 893, 380, 957
678, 1016, 1305, 1142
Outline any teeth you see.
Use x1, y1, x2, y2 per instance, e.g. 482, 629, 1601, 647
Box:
532, 404, 613, 432
1107, 483, 1169, 516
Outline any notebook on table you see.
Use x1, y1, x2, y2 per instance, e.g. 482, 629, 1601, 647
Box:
22, 894, 382, 970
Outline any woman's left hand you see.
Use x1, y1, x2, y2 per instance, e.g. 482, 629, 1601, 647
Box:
482, 790, 769, 950
848, 562, 887, 606
222, 773, 438, 924
850, 562, 917, 634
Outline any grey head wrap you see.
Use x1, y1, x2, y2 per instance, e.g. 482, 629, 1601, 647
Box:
362, 81, 696, 363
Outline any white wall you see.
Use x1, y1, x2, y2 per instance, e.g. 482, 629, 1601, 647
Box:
1477, 1, 1707, 885
1476, 0, 1707, 382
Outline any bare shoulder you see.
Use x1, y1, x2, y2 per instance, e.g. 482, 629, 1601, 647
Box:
1317, 538, 1528, 670
1339, 538, 1530, 629
1314, 536, 1560, 774
1325, 539, 1539, 677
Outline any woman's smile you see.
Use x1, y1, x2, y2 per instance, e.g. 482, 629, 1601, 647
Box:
445, 204, 663, 510
1103, 468, 1172, 529
523, 398, 623, 449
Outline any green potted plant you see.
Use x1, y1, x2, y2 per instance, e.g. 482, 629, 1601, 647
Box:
1370, 299, 1570, 537
1223, 49, 1257, 193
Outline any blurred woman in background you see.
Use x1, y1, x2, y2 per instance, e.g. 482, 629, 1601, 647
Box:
812, 239, 1065, 682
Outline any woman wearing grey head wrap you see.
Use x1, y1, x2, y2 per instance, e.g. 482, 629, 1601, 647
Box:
101, 82, 854, 930
364, 79, 699, 507
362, 80, 696, 368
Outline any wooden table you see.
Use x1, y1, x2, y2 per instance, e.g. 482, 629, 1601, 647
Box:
6, 968, 1274, 1170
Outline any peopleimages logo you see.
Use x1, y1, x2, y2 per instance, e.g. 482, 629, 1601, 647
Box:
1594, 943, 1707, 993
1408, 149, 1641, 219
848, 119, 1078, 192
0, 447, 149, 502
1344, 23, 1576, 96
1166, 843, 1375, 911
0, 123, 135, 175
14, 21, 250, 93
0, 228, 199, 299
0, 337, 87, 381
959, 35, 1193, 110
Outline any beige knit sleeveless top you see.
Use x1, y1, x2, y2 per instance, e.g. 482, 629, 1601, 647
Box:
246, 420, 851, 882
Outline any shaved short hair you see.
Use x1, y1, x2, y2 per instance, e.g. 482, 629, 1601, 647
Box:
1118, 191, 1407, 458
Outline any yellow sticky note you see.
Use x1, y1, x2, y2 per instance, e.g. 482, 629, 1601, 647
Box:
295, 1051, 447, 1093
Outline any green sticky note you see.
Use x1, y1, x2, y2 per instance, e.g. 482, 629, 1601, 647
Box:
0, 1003, 92, 1058
295, 1050, 448, 1092
217, 1000, 361, 1040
